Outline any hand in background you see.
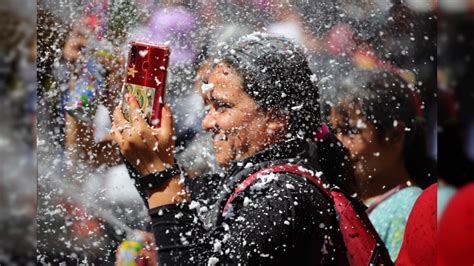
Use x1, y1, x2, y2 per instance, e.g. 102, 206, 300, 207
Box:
115, 232, 157, 266
137, 232, 157, 266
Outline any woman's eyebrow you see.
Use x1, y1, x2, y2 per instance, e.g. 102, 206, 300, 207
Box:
209, 90, 229, 103
210, 95, 231, 105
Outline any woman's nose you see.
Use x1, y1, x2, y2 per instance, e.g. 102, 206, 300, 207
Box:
201, 110, 217, 130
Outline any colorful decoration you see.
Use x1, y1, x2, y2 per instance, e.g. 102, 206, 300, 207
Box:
116, 240, 145, 266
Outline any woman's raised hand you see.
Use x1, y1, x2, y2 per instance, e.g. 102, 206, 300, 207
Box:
111, 94, 175, 175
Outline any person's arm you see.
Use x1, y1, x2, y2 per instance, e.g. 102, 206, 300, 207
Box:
63, 22, 122, 169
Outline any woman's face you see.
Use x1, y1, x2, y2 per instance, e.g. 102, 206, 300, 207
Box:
329, 105, 397, 184
200, 63, 286, 169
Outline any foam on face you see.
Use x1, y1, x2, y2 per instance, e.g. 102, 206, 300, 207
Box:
201, 82, 215, 94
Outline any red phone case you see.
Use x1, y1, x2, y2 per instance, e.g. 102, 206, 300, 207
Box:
123, 41, 170, 128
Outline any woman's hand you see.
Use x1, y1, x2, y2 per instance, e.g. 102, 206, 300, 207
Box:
111, 94, 189, 208
111, 94, 175, 175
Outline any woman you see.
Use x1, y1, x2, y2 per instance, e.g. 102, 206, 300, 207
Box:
324, 69, 436, 261
110, 33, 379, 265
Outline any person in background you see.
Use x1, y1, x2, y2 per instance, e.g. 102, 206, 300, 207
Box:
324, 69, 436, 261
37, 3, 151, 263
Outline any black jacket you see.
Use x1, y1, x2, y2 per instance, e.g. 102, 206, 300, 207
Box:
148, 139, 348, 265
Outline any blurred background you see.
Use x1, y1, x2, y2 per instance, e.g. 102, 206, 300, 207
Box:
0, 0, 472, 264
0, 0, 36, 264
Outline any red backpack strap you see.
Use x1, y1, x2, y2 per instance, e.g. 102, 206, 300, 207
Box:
223, 164, 393, 266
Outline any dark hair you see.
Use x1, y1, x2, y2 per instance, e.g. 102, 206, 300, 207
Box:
212, 33, 357, 193
322, 69, 436, 188
214, 33, 321, 138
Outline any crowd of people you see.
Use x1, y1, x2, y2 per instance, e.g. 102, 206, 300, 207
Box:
19, 0, 471, 265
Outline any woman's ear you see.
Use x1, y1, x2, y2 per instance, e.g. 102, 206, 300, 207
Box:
386, 122, 406, 147
266, 112, 289, 136
267, 120, 286, 132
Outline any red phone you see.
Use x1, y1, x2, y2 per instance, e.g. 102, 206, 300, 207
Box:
122, 41, 170, 128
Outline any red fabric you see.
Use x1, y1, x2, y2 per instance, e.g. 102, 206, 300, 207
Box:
437, 183, 474, 266
314, 123, 330, 141
224, 164, 393, 266
331, 190, 379, 266
396, 183, 437, 266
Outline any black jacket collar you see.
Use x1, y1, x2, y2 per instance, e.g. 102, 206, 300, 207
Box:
225, 138, 312, 177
